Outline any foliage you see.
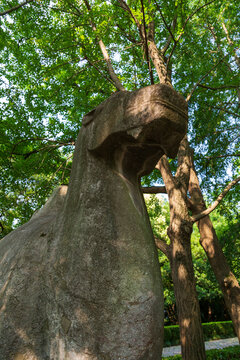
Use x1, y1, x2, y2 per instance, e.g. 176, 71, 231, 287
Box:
202, 321, 236, 341
212, 212, 240, 278
144, 194, 170, 241
144, 195, 240, 322
164, 321, 236, 347
144, 195, 175, 310
0, 0, 239, 235
164, 346, 240, 359
164, 324, 180, 347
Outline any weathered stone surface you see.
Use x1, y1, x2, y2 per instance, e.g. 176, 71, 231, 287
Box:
0, 84, 187, 359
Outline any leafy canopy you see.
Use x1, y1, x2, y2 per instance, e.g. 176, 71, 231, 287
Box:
0, 0, 239, 235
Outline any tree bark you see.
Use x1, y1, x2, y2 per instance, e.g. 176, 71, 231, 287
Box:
157, 149, 206, 360
188, 162, 240, 342
169, 227, 206, 360
147, 20, 172, 86
147, 39, 171, 85
142, 186, 166, 194
96, 3, 206, 356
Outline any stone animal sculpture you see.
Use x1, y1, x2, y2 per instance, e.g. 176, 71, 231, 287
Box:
0, 84, 188, 360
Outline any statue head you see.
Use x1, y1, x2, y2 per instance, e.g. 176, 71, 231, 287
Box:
82, 84, 188, 179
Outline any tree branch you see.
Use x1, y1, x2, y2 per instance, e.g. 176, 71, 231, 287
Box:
188, 152, 207, 214
147, 24, 171, 85
198, 84, 239, 91
0, 221, 4, 232
0, 0, 34, 16
191, 176, 240, 222
117, 0, 170, 85
154, 1, 176, 50
50, 6, 81, 17
213, 126, 240, 134
10, 138, 75, 159
12, 144, 66, 159
222, 22, 240, 69
12, 137, 75, 148
175, 136, 191, 194
84, 55, 117, 87
140, 0, 154, 85
210, 106, 240, 119
154, 236, 171, 259
161, 15, 177, 55
155, 155, 176, 195
49, 154, 73, 182
207, 23, 234, 72
117, 0, 142, 34
186, 55, 227, 102
116, 23, 140, 44
84, 0, 125, 91
142, 186, 166, 194
206, 153, 240, 160
207, 22, 240, 103
166, 0, 217, 70
182, 0, 216, 31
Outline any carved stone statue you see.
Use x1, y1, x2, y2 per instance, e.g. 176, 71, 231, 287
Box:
0, 84, 187, 359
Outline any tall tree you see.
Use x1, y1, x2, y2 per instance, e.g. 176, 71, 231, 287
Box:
0, 0, 239, 358
155, 139, 206, 359
188, 154, 240, 339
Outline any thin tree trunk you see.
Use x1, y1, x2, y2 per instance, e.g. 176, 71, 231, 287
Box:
141, 13, 205, 355
169, 229, 206, 359
84, 0, 125, 91
157, 150, 206, 360
147, 20, 172, 86
188, 163, 240, 341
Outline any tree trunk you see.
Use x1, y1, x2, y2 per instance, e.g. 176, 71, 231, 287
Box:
189, 165, 240, 342
145, 19, 206, 355
147, 40, 171, 85
157, 152, 206, 360
169, 227, 206, 359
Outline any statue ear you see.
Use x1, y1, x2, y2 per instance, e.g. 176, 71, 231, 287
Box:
82, 103, 105, 126
82, 109, 96, 126
82, 91, 128, 152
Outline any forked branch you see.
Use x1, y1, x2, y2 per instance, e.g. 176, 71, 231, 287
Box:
154, 1, 176, 49
117, 0, 142, 34
191, 176, 240, 222
84, 0, 125, 91
186, 55, 227, 102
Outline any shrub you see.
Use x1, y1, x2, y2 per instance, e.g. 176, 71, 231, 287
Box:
202, 321, 235, 341
164, 325, 180, 347
163, 346, 240, 359
164, 321, 236, 347
206, 346, 240, 359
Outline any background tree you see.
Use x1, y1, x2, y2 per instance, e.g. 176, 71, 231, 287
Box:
145, 194, 240, 323
0, 0, 239, 357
